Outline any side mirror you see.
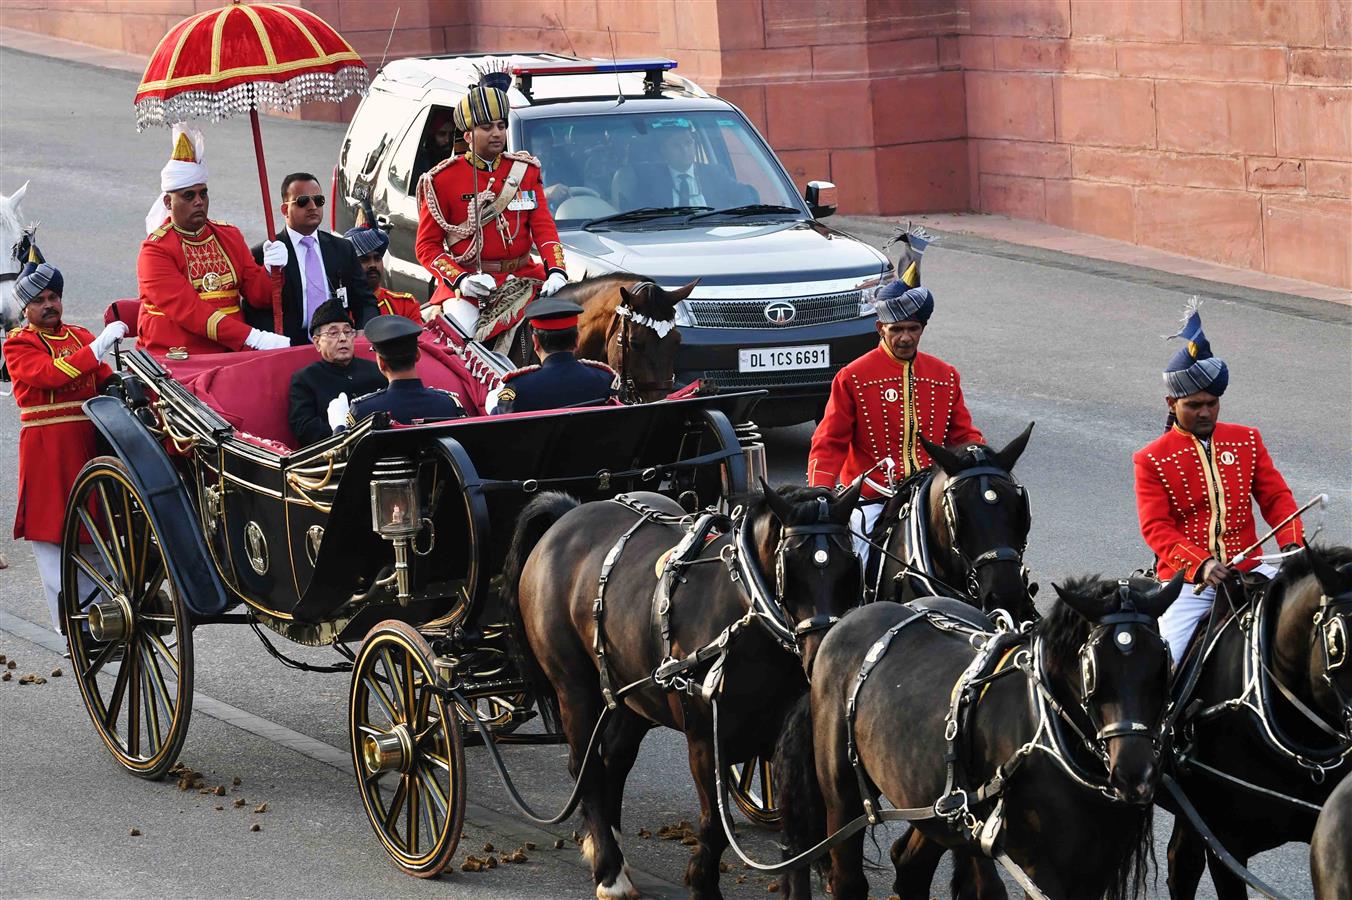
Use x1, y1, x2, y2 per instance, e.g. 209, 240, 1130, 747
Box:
805, 180, 837, 219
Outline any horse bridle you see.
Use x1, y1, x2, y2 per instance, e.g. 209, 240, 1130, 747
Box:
1312, 585, 1352, 730
775, 496, 858, 643
610, 282, 676, 403
0, 226, 35, 286
1077, 583, 1170, 745
937, 450, 1032, 599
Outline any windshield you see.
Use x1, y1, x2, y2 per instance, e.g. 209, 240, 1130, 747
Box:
520, 110, 806, 228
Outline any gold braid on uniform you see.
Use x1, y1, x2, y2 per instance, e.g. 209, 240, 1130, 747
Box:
415, 151, 542, 268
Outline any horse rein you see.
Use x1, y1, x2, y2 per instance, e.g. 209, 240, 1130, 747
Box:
608, 281, 676, 402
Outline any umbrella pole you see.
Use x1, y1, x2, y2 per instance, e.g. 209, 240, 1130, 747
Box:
250, 106, 285, 334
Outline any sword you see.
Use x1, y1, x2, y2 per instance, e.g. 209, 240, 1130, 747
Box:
1194, 493, 1328, 594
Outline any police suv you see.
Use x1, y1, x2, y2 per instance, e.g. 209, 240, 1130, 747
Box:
334, 53, 892, 424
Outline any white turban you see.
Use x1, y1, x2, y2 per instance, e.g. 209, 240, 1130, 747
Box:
145, 125, 209, 235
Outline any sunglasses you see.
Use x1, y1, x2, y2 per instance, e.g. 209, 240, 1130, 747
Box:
288, 194, 326, 209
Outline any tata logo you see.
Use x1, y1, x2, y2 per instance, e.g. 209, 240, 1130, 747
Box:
764, 301, 796, 325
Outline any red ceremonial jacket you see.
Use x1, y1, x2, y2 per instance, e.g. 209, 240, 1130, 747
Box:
808, 344, 984, 498
4, 322, 113, 542
137, 219, 274, 356
375, 286, 422, 323
1133, 422, 1304, 582
415, 151, 566, 307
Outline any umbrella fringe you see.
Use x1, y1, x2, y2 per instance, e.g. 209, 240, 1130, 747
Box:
135, 66, 369, 130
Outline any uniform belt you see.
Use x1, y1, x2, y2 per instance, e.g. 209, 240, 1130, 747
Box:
478, 254, 531, 274
21, 412, 88, 429
19, 399, 86, 421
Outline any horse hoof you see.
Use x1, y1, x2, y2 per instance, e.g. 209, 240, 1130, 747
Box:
596, 868, 638, 900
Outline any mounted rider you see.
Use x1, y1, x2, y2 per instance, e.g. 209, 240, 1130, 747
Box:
807, 282, 984, 563
3, 260, 123, 632
415, 62, 568, 337
137, 126, 290, 356
1133, 302, 1304, 666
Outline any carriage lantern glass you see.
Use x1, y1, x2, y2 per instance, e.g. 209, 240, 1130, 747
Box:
370, 479, 421, 538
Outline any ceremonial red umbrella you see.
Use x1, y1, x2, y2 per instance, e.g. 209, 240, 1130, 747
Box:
134, 0, 369, 332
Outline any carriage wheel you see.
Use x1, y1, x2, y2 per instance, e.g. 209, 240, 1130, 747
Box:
61, 457, 194, 780
727, 757, 782, 828
350, 621, 466, 878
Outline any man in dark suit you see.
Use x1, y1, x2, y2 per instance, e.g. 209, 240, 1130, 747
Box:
287, 298, 385, 446
613, 128, 756, 211
249, 172, 378, 345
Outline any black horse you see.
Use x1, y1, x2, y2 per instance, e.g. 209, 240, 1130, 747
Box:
504, 483, 862, 899
870, 425, 1037, 623
775, 574, 1184, 900
1311, 770, 1352, 899
1164, 544, 1352, 900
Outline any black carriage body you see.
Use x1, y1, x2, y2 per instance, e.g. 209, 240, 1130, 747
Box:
88, 350, 758, 644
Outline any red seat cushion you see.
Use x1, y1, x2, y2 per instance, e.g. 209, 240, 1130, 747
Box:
159, 334, 489, 451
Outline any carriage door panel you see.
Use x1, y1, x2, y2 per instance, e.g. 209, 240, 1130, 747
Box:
218, 448, 298, 611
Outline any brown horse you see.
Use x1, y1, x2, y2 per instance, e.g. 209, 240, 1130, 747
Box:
562, 273, 695, 403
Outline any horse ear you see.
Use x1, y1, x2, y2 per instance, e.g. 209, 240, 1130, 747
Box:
1137, 571, 1186, 618
992, 421, 1035, 473
1307, 544, 1339, 593
665, 278, 700, 303
760, 477, 794, 523
8, 180, 28, 208
918, 432, 965, 475
830, 478, 863, 524
618, 285, 636, 306
1053, 580, 1108, 621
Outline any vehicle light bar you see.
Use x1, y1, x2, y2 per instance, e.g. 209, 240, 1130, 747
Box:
511, 58, 678, 99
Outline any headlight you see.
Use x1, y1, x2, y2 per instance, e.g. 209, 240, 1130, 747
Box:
854, 273, 890, 317
673, 299, 696, 327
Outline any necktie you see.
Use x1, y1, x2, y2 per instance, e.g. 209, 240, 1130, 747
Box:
676, 173, 692, 206
300, 235, 325, 327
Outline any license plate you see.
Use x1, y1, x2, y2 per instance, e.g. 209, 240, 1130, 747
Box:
738, 344, 830, 373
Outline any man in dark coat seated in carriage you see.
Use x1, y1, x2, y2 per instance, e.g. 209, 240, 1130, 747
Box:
335, 315, 465, 432
287, 297, 384, 445
489, 298, 617, 414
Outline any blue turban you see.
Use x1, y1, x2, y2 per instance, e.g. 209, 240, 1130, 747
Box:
344, 225, 389, 258
873, 283, 933, 325
15, 262, 63, 306
1164, 300, 1228, 398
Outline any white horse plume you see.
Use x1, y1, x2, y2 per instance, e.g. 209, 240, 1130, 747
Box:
0, 181, 32, 331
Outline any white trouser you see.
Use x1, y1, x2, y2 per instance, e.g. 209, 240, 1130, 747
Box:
30, 541, 105, 634
1158, 561, 1278, 665
850, 501, 885, 569
443, 297, 479, 335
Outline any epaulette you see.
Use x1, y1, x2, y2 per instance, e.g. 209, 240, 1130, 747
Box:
431, 388, 462, 402
500, 364, 541, 384
385, 289, 417, 300
502, 150, 541, 167
349, 387, 384, 407
578, 358, 617, 376
7, 325, 25, 339
147, 223, 172, 242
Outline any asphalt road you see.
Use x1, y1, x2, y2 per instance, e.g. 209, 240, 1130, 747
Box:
1, 47, 1349, 899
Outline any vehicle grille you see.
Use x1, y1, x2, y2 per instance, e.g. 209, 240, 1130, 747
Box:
686, 291, 863, 329
702, 365, 842, 392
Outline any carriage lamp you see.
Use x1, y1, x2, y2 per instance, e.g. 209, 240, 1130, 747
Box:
370, 476, 421, 606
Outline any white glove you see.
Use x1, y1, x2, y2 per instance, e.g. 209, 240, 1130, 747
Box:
244, 328, 290, 351
326, 392, 350, 430
458, 273, 497, 300
540, 271, 569, 296
421, 303, 442, 324
89, 320, 129, 358
262, 239, 289, 269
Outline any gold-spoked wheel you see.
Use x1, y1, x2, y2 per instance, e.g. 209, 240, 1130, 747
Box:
727, 757, 782, 828
350, 620, 466, 878
61, 457, 193, 780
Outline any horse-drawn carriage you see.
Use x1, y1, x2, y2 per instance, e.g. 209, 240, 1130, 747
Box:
58, 325, 765, 875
